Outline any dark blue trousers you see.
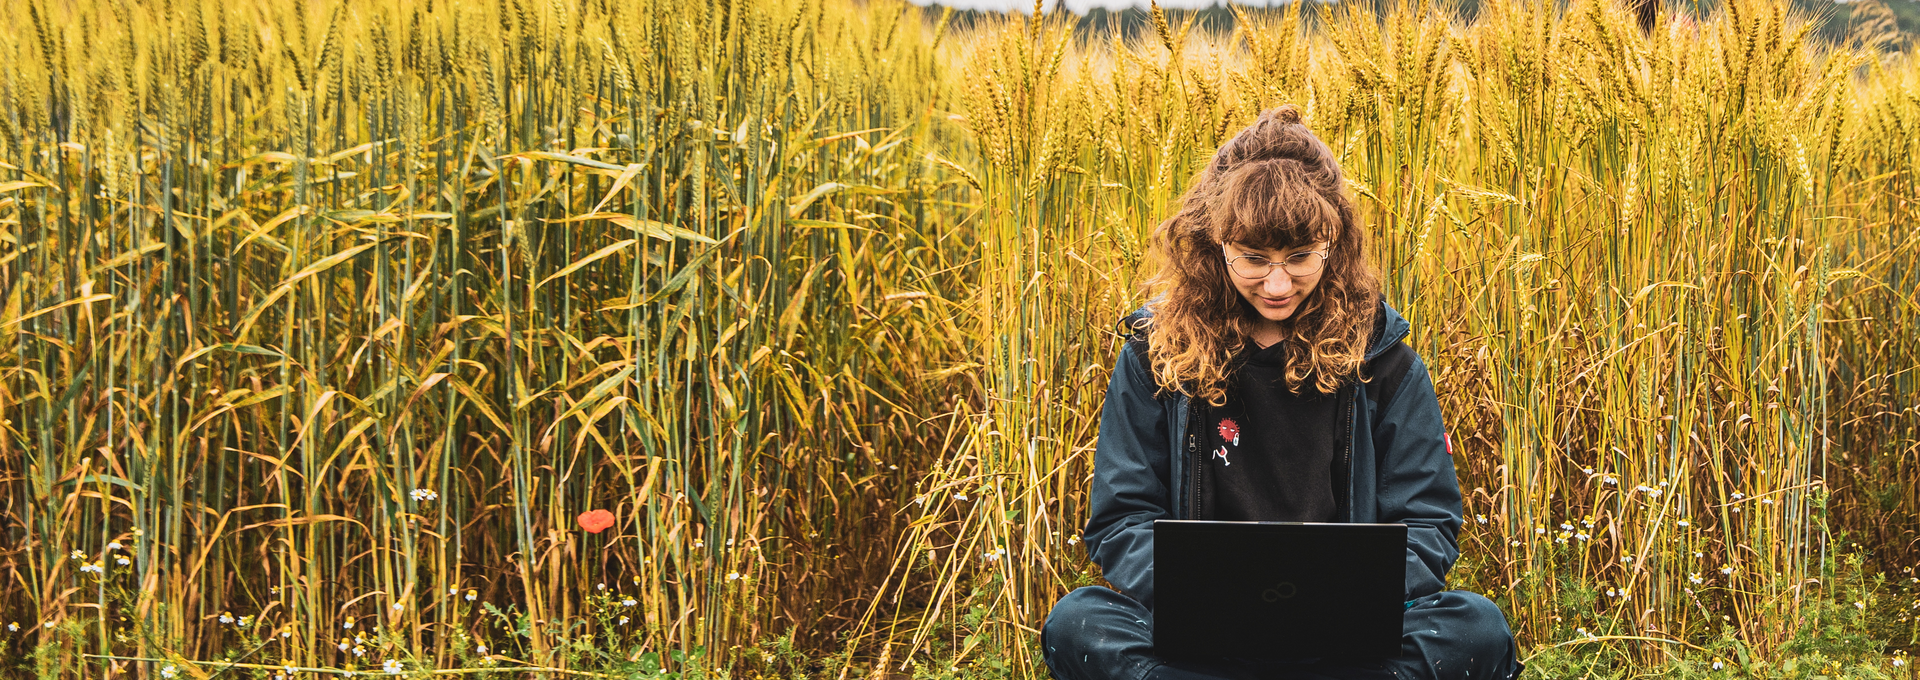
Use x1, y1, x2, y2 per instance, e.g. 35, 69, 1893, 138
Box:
1042, 587, 1524, 680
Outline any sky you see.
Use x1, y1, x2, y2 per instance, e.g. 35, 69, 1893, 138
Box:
907, 0, 1293, 13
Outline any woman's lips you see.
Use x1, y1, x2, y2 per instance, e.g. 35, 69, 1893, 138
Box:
1260, 295, 1292, 307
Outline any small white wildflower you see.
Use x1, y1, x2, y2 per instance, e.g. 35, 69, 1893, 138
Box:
955, 494, 968, 501
1583, 468, 1594, 474
1509, 540, 1521, 547
1603, 476, 1618, 486
1606, 588, 1616, 597
465, 590, 477, 602
1721, 566, 1734, 575
1895, 657, 1907, 667
1712, 660, 1724, 670
1576, 532, 1590, 541
219, 612, 235, 624
1559, 523, 1574, 531
80, 562, 103, 574
692, 540, 704, 549
1622, 555, 1633, 563
106, 542, 122, 551
383, 659, 404, 674
622, 598, 637, 607
450, 586, 460, 595
116, 556, 130, 566
410, 488, 438, 502
1857, 601, 1868, 610
1760, 498, 1773, 505
596, 583, 606, 591
1676, 519, 1690, 527
476, 644, 488, 654
1689, 573, 1703, 584
338, 641, 351, 652
1066, 535, 1080, 545
161, 666, 179, 679
391, 602, 404, 613
5, 623, 16, 632
619, 616, 630, 625
1535, 527, 1546, 535
1475, 515, 1487, 524
343, 619, 354, 629
70, 550, 85, 560
353, 646, 366, 657
1732, 492, 1745, 500
727, 572, 742, 581
983, 551, 1001, 562
237, 616, 250, 628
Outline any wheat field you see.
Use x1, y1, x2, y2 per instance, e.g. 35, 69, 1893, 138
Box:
0, 0, 1916, 677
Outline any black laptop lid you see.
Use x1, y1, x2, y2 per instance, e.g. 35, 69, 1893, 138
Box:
1153, 520, 1407, 659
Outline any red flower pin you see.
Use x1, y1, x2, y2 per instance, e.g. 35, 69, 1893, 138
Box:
577, 509, 616, 534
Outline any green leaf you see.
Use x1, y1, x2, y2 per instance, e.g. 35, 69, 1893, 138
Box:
609, 215, 718, 244
535, 238, 637, 290
509, 150, 627, 172
174, 343, 286, 371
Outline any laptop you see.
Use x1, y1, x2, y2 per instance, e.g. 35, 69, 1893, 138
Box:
1153, 520, 1407, 659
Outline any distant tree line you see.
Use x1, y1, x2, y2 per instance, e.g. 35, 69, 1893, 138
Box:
926, 0, 1916, 50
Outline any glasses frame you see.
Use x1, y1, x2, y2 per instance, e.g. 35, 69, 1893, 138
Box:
1224, 247, 1332, 279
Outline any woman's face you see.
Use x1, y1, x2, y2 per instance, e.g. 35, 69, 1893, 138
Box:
1222, 241, 1328, 325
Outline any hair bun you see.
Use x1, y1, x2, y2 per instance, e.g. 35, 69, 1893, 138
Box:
1269, 105, 1303, 125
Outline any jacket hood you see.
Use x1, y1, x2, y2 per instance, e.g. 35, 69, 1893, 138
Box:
1120, 295, 1411, 360
1366, 297, 1411, 360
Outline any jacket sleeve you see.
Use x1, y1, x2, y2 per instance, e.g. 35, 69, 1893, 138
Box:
1082, 340, 1174, 610
1371, 354, 1464, 600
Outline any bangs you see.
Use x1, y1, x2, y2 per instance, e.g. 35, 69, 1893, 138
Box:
1210, 158, 1342, 251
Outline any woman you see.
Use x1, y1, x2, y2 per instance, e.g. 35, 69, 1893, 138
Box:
1041, 106, 1523, 680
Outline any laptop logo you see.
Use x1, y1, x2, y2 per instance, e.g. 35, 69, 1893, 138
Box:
1261, 581, 1298, 602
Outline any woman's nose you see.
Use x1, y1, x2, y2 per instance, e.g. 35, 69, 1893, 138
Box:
1262, 274, 1295, 296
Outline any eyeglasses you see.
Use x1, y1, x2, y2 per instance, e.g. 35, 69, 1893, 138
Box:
1225, 248, 1330, 279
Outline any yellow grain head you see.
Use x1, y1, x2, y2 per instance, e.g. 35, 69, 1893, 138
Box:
1150, 0, 1174, 54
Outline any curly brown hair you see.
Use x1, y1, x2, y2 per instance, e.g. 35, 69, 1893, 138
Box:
1139, 105, 1380, 404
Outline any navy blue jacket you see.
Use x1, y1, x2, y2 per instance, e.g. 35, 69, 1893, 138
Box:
1082, 299, 1464, 610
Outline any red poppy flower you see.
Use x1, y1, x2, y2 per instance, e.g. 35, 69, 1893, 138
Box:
577, 509, 616, 534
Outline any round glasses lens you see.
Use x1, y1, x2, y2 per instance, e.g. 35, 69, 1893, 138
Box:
1282, 253, 1326, 277
1229, 257, 1273, 278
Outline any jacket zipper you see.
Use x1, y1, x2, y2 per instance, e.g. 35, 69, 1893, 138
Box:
1341, 385, 1355, 521
1186, 402, 1202, 520
1182, 430, 1198, 522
